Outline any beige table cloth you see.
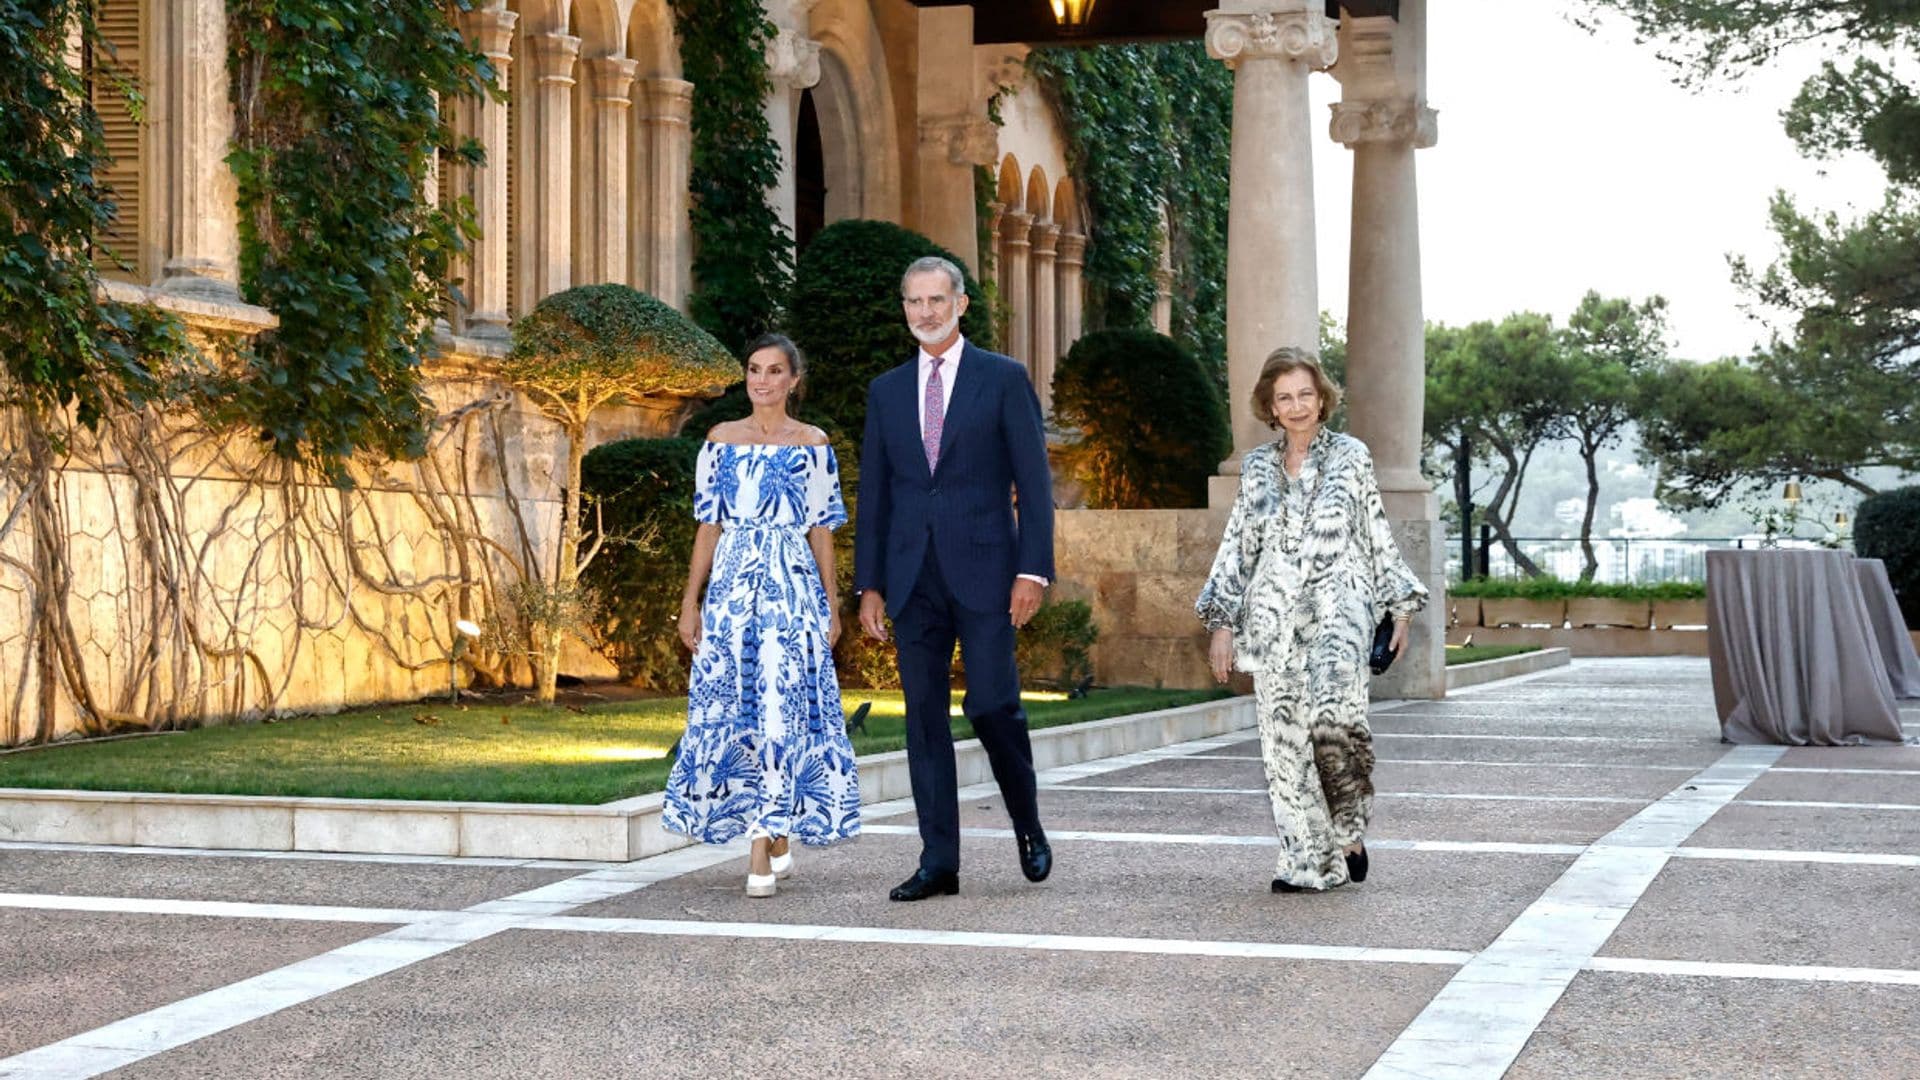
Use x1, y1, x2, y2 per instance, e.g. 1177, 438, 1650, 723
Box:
1855, 558, 1920, 699
1706, 549, 1904, 745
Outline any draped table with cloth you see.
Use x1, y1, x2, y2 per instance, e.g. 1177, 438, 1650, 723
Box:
1705, 549, 1907, 746
1854, 558, 1920, 699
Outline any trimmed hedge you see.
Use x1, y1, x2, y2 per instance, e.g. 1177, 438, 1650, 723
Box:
788, 220, 991, 435
1051, 329, 1228, 509
1856, 485, 1920, 627
1449, 577, 1705, 602
579, 436, 704, 689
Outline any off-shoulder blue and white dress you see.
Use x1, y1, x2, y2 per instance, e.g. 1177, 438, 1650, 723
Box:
662, 442, 861, 846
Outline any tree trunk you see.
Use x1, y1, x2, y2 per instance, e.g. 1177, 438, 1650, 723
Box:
1578, 437, 1601, 582
532, 419, 588, 705
1452, 434, 1474, 580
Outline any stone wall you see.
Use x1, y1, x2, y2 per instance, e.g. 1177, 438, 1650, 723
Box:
0, 303, 700, 746
1050, 508, 1227, 691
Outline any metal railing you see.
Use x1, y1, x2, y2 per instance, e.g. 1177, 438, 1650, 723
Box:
1443, 534, 1840, 585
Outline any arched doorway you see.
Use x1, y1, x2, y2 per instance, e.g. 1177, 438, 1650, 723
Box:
795, 88, 826, 255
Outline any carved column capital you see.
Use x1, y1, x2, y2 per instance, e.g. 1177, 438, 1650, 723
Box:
585, 57, 639, 107
765, 29, 821, 90
528, 32, 581, 85
1030, 221, 1060, 257
1329, 99, 1437, 148
1000, 209, 1033, 246
460, 7, 518, 62
640, 78, 695, 123
918, 116, 999, 167
1205, 8, 1337, 71
1055, 231, 1087, 267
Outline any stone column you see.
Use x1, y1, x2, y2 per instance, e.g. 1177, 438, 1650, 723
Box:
453, 6, 516, 338
1152, 251, 1175, 335
981, 201, 1005, 292
1030, 221, 1060, 411
1333, 2, 1444, 699
1055, 230, 1087, 357
998, 210, 1033, 364
575, 57, 637, 286
640, 78, 695, 310
764, 0, 822, 239
1205, 2, 1337, 503
913, 2, 994, 272
159, 0, 240, 298
523, 32, 580, 312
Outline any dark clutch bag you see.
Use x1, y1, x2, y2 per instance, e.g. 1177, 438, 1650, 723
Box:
1368, 615, 1398, 675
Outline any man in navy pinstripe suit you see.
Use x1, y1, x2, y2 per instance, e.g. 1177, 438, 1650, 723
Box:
854, 255, 1056, 902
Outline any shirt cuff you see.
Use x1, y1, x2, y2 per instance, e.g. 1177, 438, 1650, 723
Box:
1017, 574, 1050, 587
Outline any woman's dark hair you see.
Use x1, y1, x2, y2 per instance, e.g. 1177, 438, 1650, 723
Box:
742, 332, 806, 415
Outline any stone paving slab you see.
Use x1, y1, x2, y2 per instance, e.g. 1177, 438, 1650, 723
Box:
1506, 972, 1920, 1079
963, 788, 1648, 846
107, 931, 1458, 1080
1738, 769, 1920, 805
1775, 746, 1920, 771
568, 833, 1575, 952
1370, 714, 1723, 741
1687, 802, 1920, 855
1194, 735, 1731, 769
0, 910, 386, 1057
0, 850, 579, 910
1599, 859, 1920, 969
1370, 762, 1686, 800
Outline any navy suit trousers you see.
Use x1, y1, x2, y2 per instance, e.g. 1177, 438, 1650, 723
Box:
893, 538, 1042, 875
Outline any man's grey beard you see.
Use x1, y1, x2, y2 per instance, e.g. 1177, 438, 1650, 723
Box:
910, 314, 960, 347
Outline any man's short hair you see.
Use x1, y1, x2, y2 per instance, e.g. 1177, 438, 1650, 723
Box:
901, 255, 965, 298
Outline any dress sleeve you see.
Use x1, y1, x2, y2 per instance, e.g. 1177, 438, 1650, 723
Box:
692, 442, 724, 525
1195, 477, 1254, 633
1360, 455, 1428, 618
808, 446, 849, 531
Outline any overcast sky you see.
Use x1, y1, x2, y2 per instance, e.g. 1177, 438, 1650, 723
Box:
1306, 0, 1890, 362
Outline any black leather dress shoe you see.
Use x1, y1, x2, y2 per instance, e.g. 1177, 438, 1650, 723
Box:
889, 868, 959, 901
1344, 845, 1369, 883
1017, 831, 1052, 883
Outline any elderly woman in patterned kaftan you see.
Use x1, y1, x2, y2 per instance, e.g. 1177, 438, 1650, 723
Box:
1196, 347, 1427, 893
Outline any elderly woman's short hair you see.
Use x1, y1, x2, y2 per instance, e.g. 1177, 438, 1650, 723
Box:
1252, 346, 1341, 427
900, 255, 965, 298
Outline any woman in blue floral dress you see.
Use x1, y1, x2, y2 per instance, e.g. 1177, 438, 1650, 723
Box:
666, 334, 860, 897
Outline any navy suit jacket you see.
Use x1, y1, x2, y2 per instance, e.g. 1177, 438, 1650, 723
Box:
854, 341, 1055, 617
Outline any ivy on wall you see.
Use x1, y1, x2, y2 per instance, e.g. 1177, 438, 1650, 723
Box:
226, 0, 495, 482
1, 0, 189, 427
1028, 43, 1232, 380
669, 0, 792, 356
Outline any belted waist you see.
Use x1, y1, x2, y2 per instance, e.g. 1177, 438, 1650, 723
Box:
723, 520, 804, 533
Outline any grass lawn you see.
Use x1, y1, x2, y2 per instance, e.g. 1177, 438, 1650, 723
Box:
0, 687, 1230, 805
1446, 644, 1541, 665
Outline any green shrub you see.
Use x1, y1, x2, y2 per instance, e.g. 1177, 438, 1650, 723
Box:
1450, 577, 1705, 602
579, 436, 703, 689
1856, 485, 1920, 627
1015, 600, 1099, 689
1051, 329, 1229, 509
788, 220, 992, 434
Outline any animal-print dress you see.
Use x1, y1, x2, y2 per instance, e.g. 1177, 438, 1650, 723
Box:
1196, 429, 1427, 889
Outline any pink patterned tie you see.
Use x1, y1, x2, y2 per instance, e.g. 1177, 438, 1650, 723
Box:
923, 355, 945, 472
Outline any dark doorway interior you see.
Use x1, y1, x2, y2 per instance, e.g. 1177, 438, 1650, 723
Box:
796, 88, 826, 255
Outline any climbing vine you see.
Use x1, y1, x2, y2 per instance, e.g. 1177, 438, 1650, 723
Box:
669, 0, 792, 355
1028, 43, 1232, 379
1, 1, 191, 427
226, 0, 496, 484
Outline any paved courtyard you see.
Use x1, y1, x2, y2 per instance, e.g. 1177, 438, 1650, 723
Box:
1, 658, 1916, 1079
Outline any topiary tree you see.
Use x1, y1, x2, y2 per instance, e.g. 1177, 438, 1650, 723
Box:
1051, 329, 1229, 509
789, 220, 992, 434
578, 436, 704, 688
503, 284, 736, 703
1856, 485, 1920, 628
